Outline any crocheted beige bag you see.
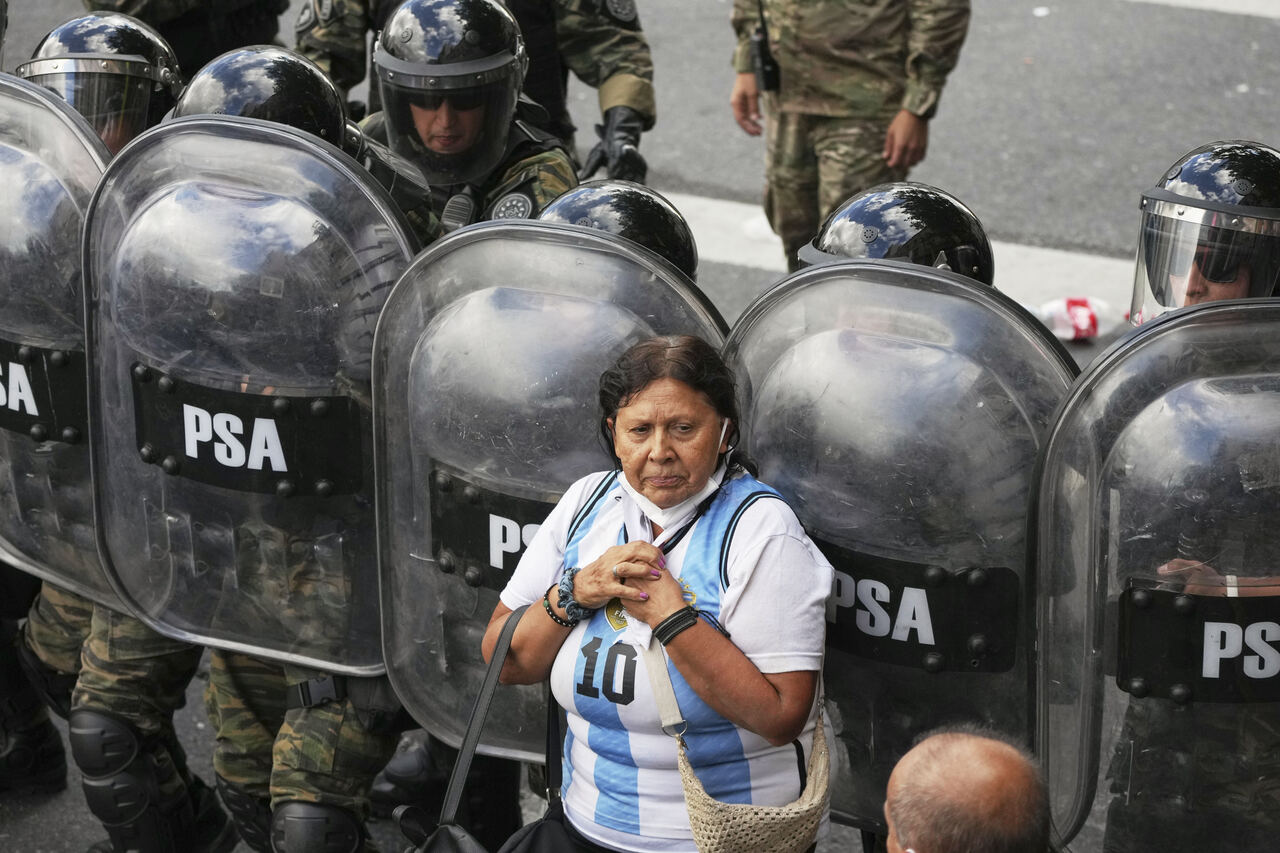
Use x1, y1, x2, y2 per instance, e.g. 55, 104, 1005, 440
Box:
643, 639, 829, 853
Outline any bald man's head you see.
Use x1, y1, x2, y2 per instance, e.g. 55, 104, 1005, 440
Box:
884, 726, 1048, 853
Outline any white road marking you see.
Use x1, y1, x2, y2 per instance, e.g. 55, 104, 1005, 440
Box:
1120, 0, 1280, 18
661, 190, 1134, 315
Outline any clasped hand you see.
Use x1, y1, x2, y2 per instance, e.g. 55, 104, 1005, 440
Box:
572, 542, 689, 626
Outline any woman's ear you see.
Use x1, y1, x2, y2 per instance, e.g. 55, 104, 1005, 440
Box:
606, 417, 616, 441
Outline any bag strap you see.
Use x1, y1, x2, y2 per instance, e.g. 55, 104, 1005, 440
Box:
439, 604, 529, 827
640, 638, 687, 737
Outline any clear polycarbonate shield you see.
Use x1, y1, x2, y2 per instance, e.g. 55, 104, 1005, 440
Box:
85, 116, 418, 673
723, 259, 1078, 832
0, 73, 118, 605
374, 220, 726, 759
1036, 299, 1280, 851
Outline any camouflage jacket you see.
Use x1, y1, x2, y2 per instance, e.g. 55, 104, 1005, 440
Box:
731, 0, 970, 120
296, 0, 654, 126
83, 0, 287, 26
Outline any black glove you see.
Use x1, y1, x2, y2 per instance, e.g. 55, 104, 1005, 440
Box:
579, 105, 647, 182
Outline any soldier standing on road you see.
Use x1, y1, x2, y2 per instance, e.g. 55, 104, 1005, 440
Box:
296, 0, 654, 181
729, 0, 971, 272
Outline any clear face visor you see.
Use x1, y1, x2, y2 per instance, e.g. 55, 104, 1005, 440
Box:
376, 73, 517, 187
25, 72, 154, 155
1132, 202, 1280, 324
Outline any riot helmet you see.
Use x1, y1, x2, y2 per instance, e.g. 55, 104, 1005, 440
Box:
372, 0, 526, 186
537, 180, 699, 279
18, 12, 181, 155
797, 181, 995, 285
172, 46, 345, 144
1132, 140, 1280, 324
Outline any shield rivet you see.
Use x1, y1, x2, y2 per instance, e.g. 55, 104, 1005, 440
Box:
434, 471, 453, 493
158, 376, 176, 394
161, 455, 180, 475
139, 443, 157, 463
49, 351, 67, 367
273, 398, 291, 415
29, 423, 48, 442
276, 479, 295, 497
1131, 588, 1153, 609
438, 551, 456, 574
1127, 677, 1149, 698
967, 633, 988, 656
922, 652, 945, 673
314, 479, 333, 498
133, 364, 153, 382
1169, 683, 1193, 705
310, 399, 329, 417
1173, 594, 1196, 615
464, 564, 484, 587
16, 346, 33, 363
923, 566, 947, 587
966, 567, 989, 588
61, 427, 80, 444
463, 486, 481, 504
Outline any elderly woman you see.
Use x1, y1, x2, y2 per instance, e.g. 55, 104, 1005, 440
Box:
482, 335, 833, 852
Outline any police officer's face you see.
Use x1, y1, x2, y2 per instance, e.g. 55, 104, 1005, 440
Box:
1176, 259, 1252, 305
410, 96, 485, 154
608, 377, 730, 510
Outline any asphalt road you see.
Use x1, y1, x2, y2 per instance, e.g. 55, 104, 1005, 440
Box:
0, 0, 1276, 849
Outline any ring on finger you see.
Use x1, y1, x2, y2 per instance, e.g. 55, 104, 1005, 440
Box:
612, 563, 623, 581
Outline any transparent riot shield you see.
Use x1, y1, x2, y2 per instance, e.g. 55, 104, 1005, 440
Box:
85, 116, 418, 673
375, 220, 727, 759
0, 74, 118, 605
1036, 299, 1280, 851
723, 259, 1078, 832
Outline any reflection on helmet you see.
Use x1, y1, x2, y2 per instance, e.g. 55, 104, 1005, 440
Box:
18, 12, 181, 155
797, 181, 995, 285
173, 46, 345, 144
1133, 141, 1280, 324
373, 0, 526, 186
538, 180, 699, 280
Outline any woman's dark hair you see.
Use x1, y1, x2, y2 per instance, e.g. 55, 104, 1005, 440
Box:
598, 335, 753, 472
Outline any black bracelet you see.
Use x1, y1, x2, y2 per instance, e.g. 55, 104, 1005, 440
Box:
543, 585, 577, 628
653, 606, 699, 646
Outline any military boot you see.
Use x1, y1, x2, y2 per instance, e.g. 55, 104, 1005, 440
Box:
0, 618, 67, 795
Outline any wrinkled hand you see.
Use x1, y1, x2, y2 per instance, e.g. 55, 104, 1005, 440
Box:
579, 106, 648, 182
621, 566, 690, 628
730, 72, 762, 136
883, 109, 928, 169
571, 541, 665, 609
1157, 557, 1224, 596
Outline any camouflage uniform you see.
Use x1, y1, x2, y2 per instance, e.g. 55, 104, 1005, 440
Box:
295, 0, 655, 146
84, 0, 288, 74
20, 584, 92, 717
731, 0, 971, 269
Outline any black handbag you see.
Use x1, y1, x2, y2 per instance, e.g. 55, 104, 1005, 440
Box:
397, 604, 575, 853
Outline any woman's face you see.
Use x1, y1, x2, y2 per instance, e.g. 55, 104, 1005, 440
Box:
608, 377, 729, 509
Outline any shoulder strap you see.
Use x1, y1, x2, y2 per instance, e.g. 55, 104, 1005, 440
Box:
438, 604, 529, 827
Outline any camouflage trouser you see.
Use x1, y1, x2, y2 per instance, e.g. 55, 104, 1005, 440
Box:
204, 649, 399, 818
23, 583, 94, 677
73, 604, 204, 804
763, 99, 907, 271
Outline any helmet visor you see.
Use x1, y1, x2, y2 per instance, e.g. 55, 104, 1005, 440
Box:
27, 72, 152, 155
1132, 201, 1280, 324
377, 75, 517, 187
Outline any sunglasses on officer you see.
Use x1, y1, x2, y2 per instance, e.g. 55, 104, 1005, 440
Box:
1170, 230, 1252, 283
414, 90, 485, 111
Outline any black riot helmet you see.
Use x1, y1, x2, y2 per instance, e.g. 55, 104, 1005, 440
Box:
372, 0, 527, 187
18, 12, 182, 155
1132, 140, 1280, 325
537, 180, 699, 279
173, 46, 345, 144
797, 181, 995, 285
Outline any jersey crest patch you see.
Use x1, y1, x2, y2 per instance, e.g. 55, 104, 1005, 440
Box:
491, 191, 534, 220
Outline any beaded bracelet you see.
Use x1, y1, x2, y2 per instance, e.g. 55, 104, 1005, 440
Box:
542, 584, 577, 627
653, 606, 699, 646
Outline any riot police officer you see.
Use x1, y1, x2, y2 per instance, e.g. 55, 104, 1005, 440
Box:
366, 0, 577, 231
7, 16, 237, 853
296, 0, 654, 180
796, 181, 995, 284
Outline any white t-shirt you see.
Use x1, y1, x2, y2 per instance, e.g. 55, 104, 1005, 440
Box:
500, 470, 833, 852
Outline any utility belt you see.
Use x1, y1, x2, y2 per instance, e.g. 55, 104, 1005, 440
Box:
286, 672, 412, 735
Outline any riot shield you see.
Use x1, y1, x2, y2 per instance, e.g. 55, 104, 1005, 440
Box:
0, 74, 119, 605
722, 259, 1078, 832
1036, 299, 1280, 851
84, 116, 419, 674
374, 220, 727, 760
